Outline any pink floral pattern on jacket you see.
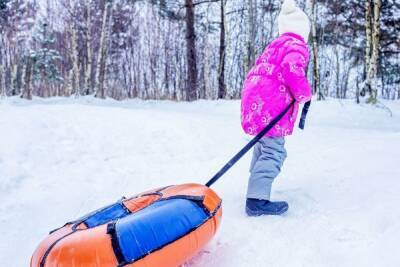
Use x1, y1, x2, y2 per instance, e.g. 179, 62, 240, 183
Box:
241, 32, 312, 137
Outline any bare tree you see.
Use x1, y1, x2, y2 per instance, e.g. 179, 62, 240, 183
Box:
95, 0, 113, 99
84, 0, 94, 95
218, 0, 227, 99
21, 55, 33, 100
185, 0, 197, 101
310, 0, 323, 100
363, 0, 381, 104
246, 0, 256, 73
69, 23, 80, 97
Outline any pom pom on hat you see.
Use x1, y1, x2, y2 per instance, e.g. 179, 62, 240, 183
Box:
280, 0, 298, 14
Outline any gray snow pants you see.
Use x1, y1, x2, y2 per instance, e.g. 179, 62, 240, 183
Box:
246, 137, 287, 200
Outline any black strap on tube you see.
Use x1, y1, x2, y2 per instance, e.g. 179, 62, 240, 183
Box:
299, 101, 311, 130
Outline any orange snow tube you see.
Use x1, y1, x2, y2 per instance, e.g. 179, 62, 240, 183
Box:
31, 184, 222, 267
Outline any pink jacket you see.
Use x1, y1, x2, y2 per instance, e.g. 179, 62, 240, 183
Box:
241, 32, 312, 137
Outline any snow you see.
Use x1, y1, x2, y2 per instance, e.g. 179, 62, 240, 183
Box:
0, 97, 400, 267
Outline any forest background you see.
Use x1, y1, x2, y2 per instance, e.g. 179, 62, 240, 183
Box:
0, 0, 398, 103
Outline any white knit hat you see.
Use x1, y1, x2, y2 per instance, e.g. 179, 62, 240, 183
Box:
278, 0, 311, 41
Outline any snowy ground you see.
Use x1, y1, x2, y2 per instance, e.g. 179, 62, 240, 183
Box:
1, 97, 400, 267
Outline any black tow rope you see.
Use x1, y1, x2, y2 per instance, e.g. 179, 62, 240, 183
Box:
205, 100, 296, 188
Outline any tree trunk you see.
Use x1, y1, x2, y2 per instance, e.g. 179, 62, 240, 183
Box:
21, 56, 33, 100
218, 0, 227, 99
84, 0, 93, 95
363, 0, 373, 99
67, 24, 80, 97
369, 0, 381, 102
11, 62, 17, 95
72, 25, 80, 97
185, 0, 197, 101
203, 21, 211, 99
95, 1, 112, 99
246, 0, 256, 73
311, 0, 322, 100
0, 34, 5, 98
0, 66, 4, 98
356, 85, 360, 104
335, 46, 340, 98
364, 0, 381, 104
13, 62, 23, 96
365, 0, 372, 79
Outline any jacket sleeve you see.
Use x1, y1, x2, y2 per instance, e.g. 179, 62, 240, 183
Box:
281, 51, 312, 104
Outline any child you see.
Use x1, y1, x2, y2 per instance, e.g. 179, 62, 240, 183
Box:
241, 0, 312, 216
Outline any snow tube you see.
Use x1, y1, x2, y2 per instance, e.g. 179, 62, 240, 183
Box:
31, 184, 222, 267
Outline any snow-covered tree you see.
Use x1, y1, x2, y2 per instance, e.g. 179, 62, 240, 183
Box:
1, 0, 37, 98
0, 0, 398, 101
30, 19, 63, 96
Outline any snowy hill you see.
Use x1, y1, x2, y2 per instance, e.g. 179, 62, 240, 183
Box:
0, 97, 399, 267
